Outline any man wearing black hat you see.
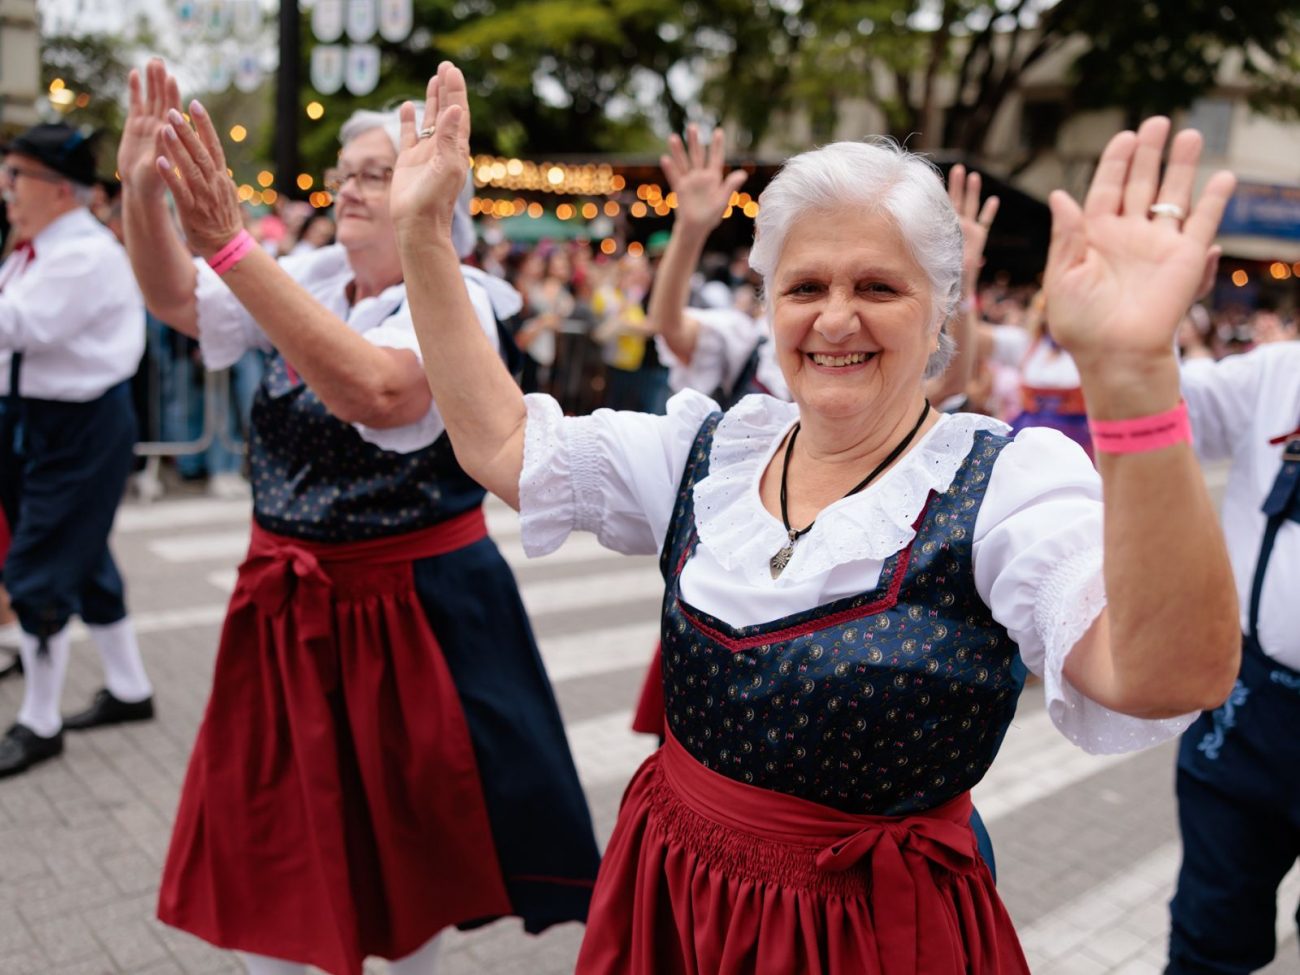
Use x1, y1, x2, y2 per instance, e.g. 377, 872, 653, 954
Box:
0, 122, 155, 778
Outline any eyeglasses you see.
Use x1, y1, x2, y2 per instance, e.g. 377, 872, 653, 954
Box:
322, 166, 393, 195
0, 164, 65, 186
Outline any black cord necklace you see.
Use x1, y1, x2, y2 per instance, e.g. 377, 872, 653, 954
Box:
770, 400, 932, 579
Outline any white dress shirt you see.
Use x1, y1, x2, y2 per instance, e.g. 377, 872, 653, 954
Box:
0, 208, 145, 402
193, 243, 522, 454
1182, 343, 1300, 669
519, 389, 1196, 755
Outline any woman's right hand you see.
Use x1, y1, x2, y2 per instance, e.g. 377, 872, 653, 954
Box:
660, 124, 748, 235
119, 58, 180, 200
391, 61, 473, 246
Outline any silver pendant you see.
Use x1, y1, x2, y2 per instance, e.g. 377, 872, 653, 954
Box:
769, 531, 798, 579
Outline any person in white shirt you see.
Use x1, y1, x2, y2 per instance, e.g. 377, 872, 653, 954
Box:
0, 123, 155, 779
391, 65, 1241, 972
121, 60, 598, 975
1167, 338, 1300, 973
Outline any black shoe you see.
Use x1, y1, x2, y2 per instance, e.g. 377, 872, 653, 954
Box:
63, 688, 155, 731
0, 653, 21, 680
0, 723, 64, 778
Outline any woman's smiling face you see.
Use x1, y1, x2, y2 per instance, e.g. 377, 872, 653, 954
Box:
770, 208, 936, 427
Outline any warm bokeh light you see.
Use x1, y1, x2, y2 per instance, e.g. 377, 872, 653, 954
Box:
630, 202, 648, 218
611, 175, 626, 191
263, 189, 278, 205
626, 241, 644, 257
306, 101, 324, 120
297, 173, 314, 191
1269, 261, 1291, 280
604, 201, 620, 217
236, 184, 254, 202
48, 78, 65, 92
1231, 269, 1249, 287
581, 202, 599, 220
229, 125, 248, 143
556, 203, 575, 220
600, 238, 617, 255
257, 170, 274, 188
527, 202, 543, 218
742, 201, 760, 218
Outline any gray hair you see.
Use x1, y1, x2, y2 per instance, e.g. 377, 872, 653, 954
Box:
338, 107, 476, 258
749, 139, 961, 379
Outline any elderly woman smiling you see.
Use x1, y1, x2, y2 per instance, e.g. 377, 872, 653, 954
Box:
393, 62, 1240, 974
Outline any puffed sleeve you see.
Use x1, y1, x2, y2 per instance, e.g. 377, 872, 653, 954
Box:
972, 428, 1195, 754
657, 309, 761, 395
1180, 350, 1265, 463
193, 259, 274, 370
519, 388, 720, 558
350, 275, 501, 454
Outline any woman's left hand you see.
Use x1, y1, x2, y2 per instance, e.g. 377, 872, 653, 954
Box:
390, 61, 472, 244
155, 101, 244, 258
1043, 117, 1235, 373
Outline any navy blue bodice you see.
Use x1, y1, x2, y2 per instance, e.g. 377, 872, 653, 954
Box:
660, 414, 1027, 816
248, 352, 485, 542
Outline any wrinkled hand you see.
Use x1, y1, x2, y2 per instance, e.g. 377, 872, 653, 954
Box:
947, 164, 999, 298
660, 124, 747, 233
155, 100, 243, 257
390, 61, 472, 244
1043, 117, 1236, 371
120, 58, 181, 200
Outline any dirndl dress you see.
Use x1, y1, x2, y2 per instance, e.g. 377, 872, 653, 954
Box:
578, 412, 1031, 974
158, 354, 600, 975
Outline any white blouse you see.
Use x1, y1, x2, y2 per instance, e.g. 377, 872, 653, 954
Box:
194, 244, 522, 453
657, 308, 790, 400
520, 389, 1195, 755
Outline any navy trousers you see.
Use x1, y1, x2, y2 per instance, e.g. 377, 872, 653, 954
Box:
1167, 636, 1300, 974
3, 383, 137, 637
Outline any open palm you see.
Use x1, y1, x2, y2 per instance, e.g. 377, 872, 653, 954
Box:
660, 125, 747, 233
1044, 118, 1235, 366
390, 61, 472, 241
119, 59, 179, 199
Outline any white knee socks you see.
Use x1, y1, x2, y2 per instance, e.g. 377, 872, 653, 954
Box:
87, 618, 153, 702
16, 628, 71, 737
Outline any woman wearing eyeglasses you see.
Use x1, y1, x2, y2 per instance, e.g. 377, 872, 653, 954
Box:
117, 59, 599, 975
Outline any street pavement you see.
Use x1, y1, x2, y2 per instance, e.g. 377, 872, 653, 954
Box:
0, 488, 1295, 975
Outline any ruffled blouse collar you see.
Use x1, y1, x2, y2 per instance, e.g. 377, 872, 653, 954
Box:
692, 395, 1009, 586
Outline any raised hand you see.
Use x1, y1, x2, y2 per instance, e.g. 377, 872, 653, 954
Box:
154, 100, 243, 257
947, 164, 999, 298
120, 58, 181, 200
390, 61, 472, 244
1043, 117, 1236, 372
660, 124, 748, 234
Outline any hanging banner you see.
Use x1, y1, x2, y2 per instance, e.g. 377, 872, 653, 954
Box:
311, 0, 345, 43
346, 0, 377, 43
234, 50, 263, 92
232, 0, 261, 41
204, 0, 233, 40
377, 0, 413, 42
344, 43, 381, 96
175, 0, 202, 37
311, 45, 346, 95
205, 45, 233, 93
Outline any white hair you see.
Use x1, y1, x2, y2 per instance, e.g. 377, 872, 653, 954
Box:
749, 139, 961, 379
71, 183, 96, 207
337, 107, 476, 258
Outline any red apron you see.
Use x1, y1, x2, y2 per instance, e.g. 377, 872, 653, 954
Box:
577, 729, 1029, 974
630, 641, 665, 736
158, 508, 511, 975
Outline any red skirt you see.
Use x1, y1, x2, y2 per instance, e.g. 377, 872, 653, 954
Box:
158, 509, 511, 975
577, 730, 1029, 975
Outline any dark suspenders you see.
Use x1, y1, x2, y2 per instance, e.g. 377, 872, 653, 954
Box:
1248, 433, 1300, 645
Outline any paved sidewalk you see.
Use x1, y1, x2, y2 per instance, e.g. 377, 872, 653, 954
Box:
0, 494, 1294, 974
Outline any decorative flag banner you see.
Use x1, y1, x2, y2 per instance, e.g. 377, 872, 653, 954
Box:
378, 0, 413, 42
311, 0, 345, 43
204, 0, 233, 40
311, 45, 346, 95
206, 45, 233, 92
344, 43, 381, 95
232, 0, 261, 41
346, 0, 377, 43
234, 50, 263, 92
175, 0, 201, 37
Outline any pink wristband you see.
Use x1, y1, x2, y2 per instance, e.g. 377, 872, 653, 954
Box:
1088, 400, 1192, 454
207, 229, 256, 276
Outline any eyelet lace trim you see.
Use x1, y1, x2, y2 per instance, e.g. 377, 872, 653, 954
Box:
1033, 545, 1195, 754
692, 397, 1008, 586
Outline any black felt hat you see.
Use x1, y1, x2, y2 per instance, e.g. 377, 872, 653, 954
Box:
3, 123, 96, 187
